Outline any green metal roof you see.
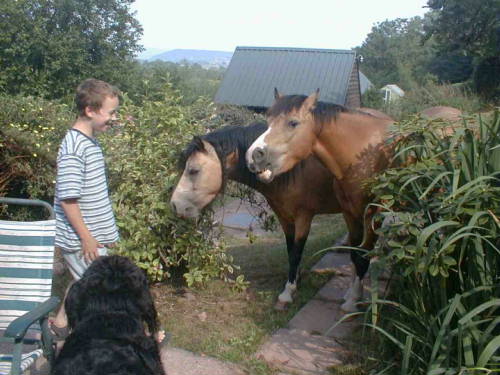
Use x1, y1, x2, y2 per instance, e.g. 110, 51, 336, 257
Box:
215, 46, 357, 107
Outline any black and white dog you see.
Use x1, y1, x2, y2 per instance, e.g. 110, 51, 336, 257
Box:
52, 255, 165, 375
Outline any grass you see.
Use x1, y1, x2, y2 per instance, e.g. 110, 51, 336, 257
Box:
153, 212, 346, 374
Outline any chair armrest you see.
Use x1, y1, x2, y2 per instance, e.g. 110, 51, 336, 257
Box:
0, 197, 55, 219
4, 297, 61, 340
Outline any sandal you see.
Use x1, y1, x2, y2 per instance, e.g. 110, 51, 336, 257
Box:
157, 330, 171, 348
49, 320, 70, 341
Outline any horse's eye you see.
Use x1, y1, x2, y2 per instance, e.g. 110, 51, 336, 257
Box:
288, 120, 299, 128
188, 168, 199, 176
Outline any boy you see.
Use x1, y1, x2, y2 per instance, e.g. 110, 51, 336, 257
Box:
51, 78, 120, 335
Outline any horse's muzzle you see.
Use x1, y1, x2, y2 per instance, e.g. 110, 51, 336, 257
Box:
170, 199, 198, 219
249, 147, 268, 172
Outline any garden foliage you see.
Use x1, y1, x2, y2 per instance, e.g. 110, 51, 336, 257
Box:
0, 87, 242, 286
0, 95, 72, 205
101, 86, 241, 285
367, 110, 500, 373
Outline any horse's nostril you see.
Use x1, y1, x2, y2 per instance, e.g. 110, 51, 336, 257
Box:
253, 147, 266, 163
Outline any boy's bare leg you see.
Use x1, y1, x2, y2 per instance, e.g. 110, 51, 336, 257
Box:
52, 284, 72, 332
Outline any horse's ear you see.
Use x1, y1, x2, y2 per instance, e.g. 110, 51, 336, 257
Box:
303, 89, 320, 112
224, 150, 238, 170
202, 139, 217, 157
274, 87, 281, 101
193, 136, 205, 152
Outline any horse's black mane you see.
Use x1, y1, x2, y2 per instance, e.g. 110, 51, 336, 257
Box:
179, 121, 304, 188
267, 95, 350, 125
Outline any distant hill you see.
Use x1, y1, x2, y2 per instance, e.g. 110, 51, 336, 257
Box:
137, 48, 165, 60
144, 49, 233, 68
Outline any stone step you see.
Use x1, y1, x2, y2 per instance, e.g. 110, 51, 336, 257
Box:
256, 328, 346, 375
311, 252, 351, 275
289, 273, 378, 341
161, 347, 246, 375
257, 247, 391, 374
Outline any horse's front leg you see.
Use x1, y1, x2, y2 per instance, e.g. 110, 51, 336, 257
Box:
276, 212, 312, 310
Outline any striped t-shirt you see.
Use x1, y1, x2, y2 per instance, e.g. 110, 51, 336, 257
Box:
54, 129, 119, 251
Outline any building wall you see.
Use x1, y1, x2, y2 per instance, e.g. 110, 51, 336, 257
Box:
345, 61, 361, 108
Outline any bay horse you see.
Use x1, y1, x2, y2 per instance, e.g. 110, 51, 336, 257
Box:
246, 90, 395, 312
170, 121, 347, 309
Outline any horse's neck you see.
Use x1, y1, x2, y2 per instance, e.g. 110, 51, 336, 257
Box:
228, 166, 254, 187
222, 148, 260, 190
226, 153, 275, 194
313, 113, 392, 180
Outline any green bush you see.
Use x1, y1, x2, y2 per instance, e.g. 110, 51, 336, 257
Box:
361, 87, 385, 109
100, 85, 242, 285
0, 95, 72, 211
0, 88, 243, 287
366, 110, 500, 374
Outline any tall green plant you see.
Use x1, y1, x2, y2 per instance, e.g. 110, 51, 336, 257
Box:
367, 110, 500, 374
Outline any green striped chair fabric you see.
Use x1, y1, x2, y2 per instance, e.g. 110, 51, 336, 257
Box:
0, 219, 56, 375
0, 351, 43, 375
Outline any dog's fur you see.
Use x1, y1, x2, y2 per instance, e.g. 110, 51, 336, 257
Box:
52, 255, 165, 375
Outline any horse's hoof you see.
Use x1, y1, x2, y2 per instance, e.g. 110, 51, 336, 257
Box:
340, 300, 359, 313
274, 300, 289, 311
342, 287, 352, 302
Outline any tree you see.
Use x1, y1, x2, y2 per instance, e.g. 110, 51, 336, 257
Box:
426, 53, 474, 84
356, 16, 437, 90
129, 61, 226, 105
425, 0, 500, 97
0, 0, 143, 99
425, 0, 500, 58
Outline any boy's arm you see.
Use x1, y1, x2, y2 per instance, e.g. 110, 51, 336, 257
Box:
60, 199, 103, 263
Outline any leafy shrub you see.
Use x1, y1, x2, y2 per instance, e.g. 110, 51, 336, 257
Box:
366, 110, 500, 373
0, 95, 73, 217
0, 88, 243, 287
361, 87, 385, 109
100, 85, 242, 285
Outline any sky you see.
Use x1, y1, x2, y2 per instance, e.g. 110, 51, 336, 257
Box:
131, 0, 429, 53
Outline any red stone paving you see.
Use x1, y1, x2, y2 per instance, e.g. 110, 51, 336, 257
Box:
256, 329, 345, 375
255, 250, 390, 374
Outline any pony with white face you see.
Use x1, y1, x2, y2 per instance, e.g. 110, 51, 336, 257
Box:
247, 90, 395, 312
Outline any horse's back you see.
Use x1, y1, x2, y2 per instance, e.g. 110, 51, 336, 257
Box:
359, 107, 394, 121
420, 106, 462, 121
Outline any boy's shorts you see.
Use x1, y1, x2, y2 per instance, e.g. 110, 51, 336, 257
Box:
60, 246, 109, 280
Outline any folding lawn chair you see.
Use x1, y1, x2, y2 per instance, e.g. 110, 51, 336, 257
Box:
0, 198, 60, 375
